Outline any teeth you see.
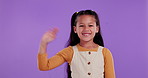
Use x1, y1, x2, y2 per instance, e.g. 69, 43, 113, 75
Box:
82, 33, 91, 36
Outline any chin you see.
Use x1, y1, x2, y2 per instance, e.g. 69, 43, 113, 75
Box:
80, 38, 93, 42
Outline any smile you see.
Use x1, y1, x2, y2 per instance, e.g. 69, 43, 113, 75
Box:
82, 33, 91, 36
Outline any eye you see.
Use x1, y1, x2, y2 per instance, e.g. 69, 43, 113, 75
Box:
89, 25, 94, 27
79, 25, 84, 27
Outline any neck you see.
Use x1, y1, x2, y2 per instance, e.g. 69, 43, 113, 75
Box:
79, 40, 98, 49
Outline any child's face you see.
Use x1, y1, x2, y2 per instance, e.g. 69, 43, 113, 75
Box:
74, 15, 99, 42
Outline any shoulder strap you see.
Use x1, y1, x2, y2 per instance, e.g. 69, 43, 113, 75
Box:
97, 46, 104, 52
72, 46, 79, 53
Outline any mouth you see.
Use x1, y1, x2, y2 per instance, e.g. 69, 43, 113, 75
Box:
82, 33, 91, 36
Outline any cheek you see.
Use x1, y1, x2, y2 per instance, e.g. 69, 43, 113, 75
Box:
76, 28, 83, 37
93, 27, 99, 33
91, 28, 96, 32
76, 27, 82, 32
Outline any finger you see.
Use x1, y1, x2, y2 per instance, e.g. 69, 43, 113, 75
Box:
45, 27, 59, 35
52, 28, 59, 34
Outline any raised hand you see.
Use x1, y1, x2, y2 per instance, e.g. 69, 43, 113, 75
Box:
41, 28, 59, 45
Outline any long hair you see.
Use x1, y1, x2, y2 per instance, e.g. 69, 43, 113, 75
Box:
66, 10, 104, 78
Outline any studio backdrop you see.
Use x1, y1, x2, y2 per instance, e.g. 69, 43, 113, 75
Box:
0, 0, 148, 78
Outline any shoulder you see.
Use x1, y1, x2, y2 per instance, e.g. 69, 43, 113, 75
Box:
57, 46, 73, 55
56, 46, 74, 62
61, 46, 73, 52
102, 47, 113, 58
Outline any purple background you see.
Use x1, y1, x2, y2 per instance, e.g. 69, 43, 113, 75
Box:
0, 0, 148, 78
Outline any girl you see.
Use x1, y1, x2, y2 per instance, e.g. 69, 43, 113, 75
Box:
38, 10, 115, 78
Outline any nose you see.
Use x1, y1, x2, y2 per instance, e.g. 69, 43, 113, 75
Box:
84, 26, 89, 30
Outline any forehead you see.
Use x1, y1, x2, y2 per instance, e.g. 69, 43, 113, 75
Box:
76, 15, 96, 23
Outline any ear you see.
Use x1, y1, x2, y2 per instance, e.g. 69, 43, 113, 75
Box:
73, 26, 77, 33
96, 26, 99, 33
